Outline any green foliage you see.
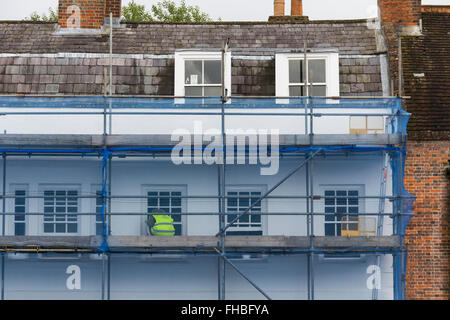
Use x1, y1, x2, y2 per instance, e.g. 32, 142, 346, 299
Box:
151, 0, 212, 22
122, 0, 154, 22
25, 7, 58, 22
122, 0, 215, 23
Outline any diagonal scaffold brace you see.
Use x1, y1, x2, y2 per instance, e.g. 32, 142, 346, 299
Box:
214, 248, 272, 300
215, 148, 322, 237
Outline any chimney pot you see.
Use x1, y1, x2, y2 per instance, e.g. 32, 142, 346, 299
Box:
291, 0, 303, 16
274, 0, 285, 16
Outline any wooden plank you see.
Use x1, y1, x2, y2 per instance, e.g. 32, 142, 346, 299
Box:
0, 235, 401, 251
0, 133, 403, 148
314, 236, 401, 249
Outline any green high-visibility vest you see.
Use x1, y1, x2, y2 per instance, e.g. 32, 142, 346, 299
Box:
150, 215, 175, 236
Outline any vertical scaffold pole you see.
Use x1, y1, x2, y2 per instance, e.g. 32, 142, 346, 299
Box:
309, 151, 315, 301
218, 39, 229, 300
100, 150, 110, 300
107, 154, 112, 300
1, 154, 6, 300
109, 12, 113, 135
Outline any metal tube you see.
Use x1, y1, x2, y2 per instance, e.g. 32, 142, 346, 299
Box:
218, 40, 228, 300
0, 111, 401, 117
215, 249, 271, 300
101, 253, 106, 300
0, 211, 411, 216
309, 153, 315, 300
108, 156, 112, 236
0, 93, 405, 99
217, 149, 322, 236
305, 153, 311, 300
2, 154, 6, 236
0, 194, 409, 200
109, 13, 113, 135
1, 154, 5, 300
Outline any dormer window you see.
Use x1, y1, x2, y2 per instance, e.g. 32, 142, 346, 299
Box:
275, 52, 339, 97
175, 51, 231, 97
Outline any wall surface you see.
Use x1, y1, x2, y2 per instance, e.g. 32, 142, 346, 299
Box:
1, 253, 394, 300
0, 155, 393, 237
404, 141, 449, 300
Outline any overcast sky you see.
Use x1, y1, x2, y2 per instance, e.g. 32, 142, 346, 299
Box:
0, 0, 449, 21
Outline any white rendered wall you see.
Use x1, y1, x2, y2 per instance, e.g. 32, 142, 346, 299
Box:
0, 154, 394, 237
3, 253, 393, 300
0, 107, 390, 135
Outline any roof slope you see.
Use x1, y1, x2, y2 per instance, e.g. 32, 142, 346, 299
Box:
0, 21, 378, 55
402, 12, 450, 140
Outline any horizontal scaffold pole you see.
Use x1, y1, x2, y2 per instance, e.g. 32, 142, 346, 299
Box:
216, 149, 322, 237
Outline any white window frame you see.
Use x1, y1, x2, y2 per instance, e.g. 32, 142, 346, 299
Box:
141, 185, 188, 236
174, 51, 232, 97
318, 184, 365, 237
225, 185, 268, 236
9, 184, 29, 236
275, 52, 340, 97
38, 184, 81, 236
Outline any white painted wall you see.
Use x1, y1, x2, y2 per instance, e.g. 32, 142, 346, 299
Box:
0, 153, 396, 300
2, 253, 393, 300
0, 154, 393, 237
0, 107, 391, 134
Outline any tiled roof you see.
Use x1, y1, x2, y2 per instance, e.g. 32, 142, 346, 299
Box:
402, 12, 450, 140
0, 21, 378, 55
0, 20, 384, 96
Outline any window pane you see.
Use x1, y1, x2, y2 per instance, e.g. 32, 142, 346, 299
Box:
44, 223, 54, 233
325, 224, 335, 236
311, 85, 326, 97
252, 213, 261, 223
308, 60, 326, 83
204, 86, 221, 97
289, 86, 304, 97
204, 60, 221, 84
15, 223, 25, 236
185, 60, 202, 85
67, 224, 77, 233
174, 224, 182, 236
185, 86, 202, 97
289, 60, 303, 83
240, 214, 249, 223
55, 223, 65, 233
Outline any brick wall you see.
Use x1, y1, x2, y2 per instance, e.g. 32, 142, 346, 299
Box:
58, 0, 106, 29
58, 0, 121, 29
404, 141, 449, 299
378, 0, 422, 95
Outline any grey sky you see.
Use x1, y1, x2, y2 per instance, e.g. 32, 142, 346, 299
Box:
0, 0, 449, 21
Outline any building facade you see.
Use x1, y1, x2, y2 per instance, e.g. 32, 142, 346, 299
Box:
0, 0, 446, 300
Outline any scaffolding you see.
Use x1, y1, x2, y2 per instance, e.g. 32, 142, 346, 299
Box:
0, 92, 415, 300
0, 38, 416, 300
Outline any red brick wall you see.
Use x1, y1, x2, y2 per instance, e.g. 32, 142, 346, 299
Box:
58, 0, 122, 29
404, 141, 449, 299
105, 0, 122, 18
291, 0, 303, 16
378, 0, 422, 95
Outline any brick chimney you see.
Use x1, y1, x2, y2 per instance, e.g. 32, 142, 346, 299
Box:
58, 0, 122, 30
291, 0, 303, 16
274, 0, 285, 16
269, 0, 308, 22
378, 0, 422, 35
377, 0, 422, 95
